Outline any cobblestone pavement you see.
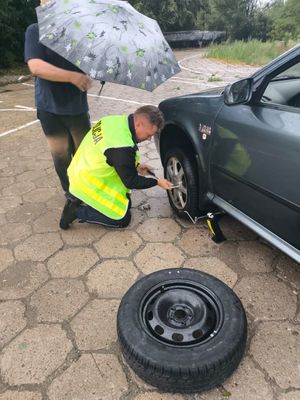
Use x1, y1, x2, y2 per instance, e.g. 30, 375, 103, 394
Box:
0, 50, 299, 400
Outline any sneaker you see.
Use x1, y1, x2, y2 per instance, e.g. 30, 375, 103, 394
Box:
59, 200, 79, 230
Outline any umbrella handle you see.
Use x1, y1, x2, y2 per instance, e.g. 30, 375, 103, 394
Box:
98, 81, 106, 97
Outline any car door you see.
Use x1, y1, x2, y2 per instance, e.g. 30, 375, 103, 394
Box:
210, 57, 300, 250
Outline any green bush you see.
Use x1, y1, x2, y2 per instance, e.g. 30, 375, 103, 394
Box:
0, 0, 38, 68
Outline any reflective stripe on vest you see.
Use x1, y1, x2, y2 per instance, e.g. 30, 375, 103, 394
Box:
68, 115, 139, 219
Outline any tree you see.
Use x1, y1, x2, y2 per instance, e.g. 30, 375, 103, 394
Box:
0, 0, 39, 68
206, 0, 260, 40
268, 0, 300, 41
126, 0, 209, 31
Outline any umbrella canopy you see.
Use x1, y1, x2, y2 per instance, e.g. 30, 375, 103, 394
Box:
36, 0, 181, 91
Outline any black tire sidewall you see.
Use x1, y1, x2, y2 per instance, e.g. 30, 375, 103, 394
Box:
117, 268, 247, 373
163, 148, 199, 217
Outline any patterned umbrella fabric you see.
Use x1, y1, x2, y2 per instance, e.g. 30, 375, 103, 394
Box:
36, 0, 181, 91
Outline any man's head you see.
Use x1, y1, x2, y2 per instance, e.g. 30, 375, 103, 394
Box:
133, 105, 164, 143
40, 0, 49, 5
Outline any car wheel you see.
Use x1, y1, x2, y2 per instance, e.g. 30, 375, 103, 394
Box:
164, 148, 199, 218
117, 268, 247, 393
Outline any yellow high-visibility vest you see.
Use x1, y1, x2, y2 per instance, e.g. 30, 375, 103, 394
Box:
68, 115, 140, 219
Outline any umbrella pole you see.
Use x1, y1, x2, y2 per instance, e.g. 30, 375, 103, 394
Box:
97, 81, 106, 97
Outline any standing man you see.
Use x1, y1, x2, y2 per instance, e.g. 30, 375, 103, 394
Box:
59, 105, 173, 229
24, 0, 92, 196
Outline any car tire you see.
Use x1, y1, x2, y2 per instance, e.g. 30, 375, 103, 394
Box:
164, 148, 200, 218
117, 268, 247, 393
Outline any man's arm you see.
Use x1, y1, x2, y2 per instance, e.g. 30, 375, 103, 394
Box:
105, 147, 157, 190
27, 59, 91, 92
24, 24, 91, 91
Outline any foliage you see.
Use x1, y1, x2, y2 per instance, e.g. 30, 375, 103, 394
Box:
268, 0, 300, 42
206, 39, 297, 66
127, 0, 209, 32
0, 0, 299, 70
0, 0, 39, 68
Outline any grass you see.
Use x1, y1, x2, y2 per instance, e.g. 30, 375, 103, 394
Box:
206, 39, 299, 66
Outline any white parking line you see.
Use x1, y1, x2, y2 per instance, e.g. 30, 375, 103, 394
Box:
178, 53, 204, 75
0, 120, 39, 138
15, 105, 36, 110
0, 109, 36, 112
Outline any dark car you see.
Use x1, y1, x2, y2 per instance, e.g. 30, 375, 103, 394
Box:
155, 44, 300, 264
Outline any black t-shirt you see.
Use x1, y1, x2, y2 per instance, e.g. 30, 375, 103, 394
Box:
105, 115, 158, 190
24, 23, 88, 115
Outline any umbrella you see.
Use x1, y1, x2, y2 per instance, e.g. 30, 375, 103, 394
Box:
36, 0, 181, 92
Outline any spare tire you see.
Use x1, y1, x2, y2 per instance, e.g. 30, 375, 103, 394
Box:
117, 268, 247, 393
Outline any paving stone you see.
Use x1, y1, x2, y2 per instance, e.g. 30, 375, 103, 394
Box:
0, 301, 26, 348
30, 279, 89, 322
137, 218, 181, 242
14, 233, 63, 262
250, 321, 300, 389
46, 193, 66, 210
130, 190, 147, 208
34, 173, 60, 188
135, 393, 185, 400
2, 181, 35, 197
129, 208, 146, 228
0, 223, 32, 246
237, 241, 276, 273
218, 357, 274, 400
278, 392, 300, 400
178, 227, 221, 257
71, 299, 119, 350
184, 257, 238, 288
134, 243, 185, 274
219, 215, 257, 241
142, 185, 167, 198
16, 169, 46, 183
22, 188, 58, 203
275, 254, 300, 290
0, 177, 14, 190
94, 231, 142, 258
32, 210, 60, 233
0, 262, 49, 300
145, 197, 173, 218
61, 223, 106, 246
146, 150, 159, 160
48, 354, 128, 400
87, 260, 139, 298
0, 391, 42, 400
0, 248, 14, 272
235, 275, 297, 320
0, 213, 6, 226
6, 203, 46, 224
0, 325, 72, 385
0, 196, 22, 214
47, 247, 99, 278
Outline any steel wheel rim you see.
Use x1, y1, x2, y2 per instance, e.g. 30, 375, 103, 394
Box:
166, 156, 188, 210
139, 279, 224, 348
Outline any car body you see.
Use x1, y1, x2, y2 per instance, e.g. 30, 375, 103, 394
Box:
155, 44, 300, 264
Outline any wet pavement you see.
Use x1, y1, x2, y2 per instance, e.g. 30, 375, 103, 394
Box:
0, 49, 299, 400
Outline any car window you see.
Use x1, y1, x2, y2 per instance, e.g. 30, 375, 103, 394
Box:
261, 61, 300, 108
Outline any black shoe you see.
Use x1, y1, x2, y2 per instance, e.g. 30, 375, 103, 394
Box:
59, 200, 79, 230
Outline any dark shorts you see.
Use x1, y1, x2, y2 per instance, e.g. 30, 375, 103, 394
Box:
37, 109, 90, 137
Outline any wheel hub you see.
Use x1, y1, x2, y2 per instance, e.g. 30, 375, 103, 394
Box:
140, 280, 223, 347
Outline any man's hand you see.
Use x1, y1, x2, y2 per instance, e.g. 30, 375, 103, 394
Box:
137, 163, 154, 177
157, 178, 173, 190
69, 72, 92, 92
27, 59, 92, 91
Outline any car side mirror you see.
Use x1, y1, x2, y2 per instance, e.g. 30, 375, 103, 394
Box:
224, 78, 253, 105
